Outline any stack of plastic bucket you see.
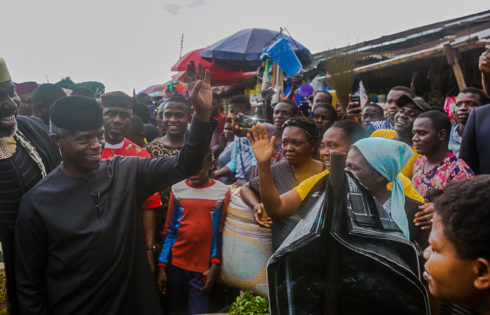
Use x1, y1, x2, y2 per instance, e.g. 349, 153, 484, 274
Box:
264, 38, 302, 77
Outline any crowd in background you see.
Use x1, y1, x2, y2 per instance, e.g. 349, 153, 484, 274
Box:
0, 45, 489, 315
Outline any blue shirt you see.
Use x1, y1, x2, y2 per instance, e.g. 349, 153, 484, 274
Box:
365, 118, 394, 135
449, 123, 462, 157
226, 136, 257, 182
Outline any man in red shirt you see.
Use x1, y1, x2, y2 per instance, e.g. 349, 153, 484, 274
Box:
100, 91, 162, 271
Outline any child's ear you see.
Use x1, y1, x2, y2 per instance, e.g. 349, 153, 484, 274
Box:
474, 258, 490, 290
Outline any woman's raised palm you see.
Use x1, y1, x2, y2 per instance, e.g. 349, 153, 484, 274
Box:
248, 125, 276, 164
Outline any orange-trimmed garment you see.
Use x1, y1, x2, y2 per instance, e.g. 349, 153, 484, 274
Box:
294, 170, 423, 203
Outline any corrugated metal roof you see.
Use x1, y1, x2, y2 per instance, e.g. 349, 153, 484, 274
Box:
314, 9, 490, 64
354, 29, 490, 73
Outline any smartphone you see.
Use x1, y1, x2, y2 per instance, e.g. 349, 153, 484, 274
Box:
350, 95, 360, 105
299, 101, 310, 116
237, 115, 256, 128
262, 88, 276, 100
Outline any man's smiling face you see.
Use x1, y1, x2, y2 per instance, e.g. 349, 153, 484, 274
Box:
0, 81, 20, 137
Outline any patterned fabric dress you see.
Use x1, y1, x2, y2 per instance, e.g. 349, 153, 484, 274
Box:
0, 243, 9, 314
412, 152, 474, 199
146, 139, 182, 245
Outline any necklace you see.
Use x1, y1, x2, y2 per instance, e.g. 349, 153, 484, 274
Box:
0, 137, 13, 159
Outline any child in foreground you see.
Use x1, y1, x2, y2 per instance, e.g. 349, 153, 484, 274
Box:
156, 150, 231, 315
423, 176, 490, 315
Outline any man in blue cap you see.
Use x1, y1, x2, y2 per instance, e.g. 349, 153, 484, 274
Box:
15, 62, 213, 315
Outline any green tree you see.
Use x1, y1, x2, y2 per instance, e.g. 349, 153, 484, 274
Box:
55, 77, 77, 90
78, 81, 105, 98
55, 77, 106, 98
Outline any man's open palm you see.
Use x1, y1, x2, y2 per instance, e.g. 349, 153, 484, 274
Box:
186, 60, 212, 113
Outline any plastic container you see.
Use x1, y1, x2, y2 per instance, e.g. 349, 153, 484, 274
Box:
264, 38, 302, 77
220, 188, 272, 297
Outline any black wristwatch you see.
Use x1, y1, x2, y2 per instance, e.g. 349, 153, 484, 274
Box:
145, 245, 156, 251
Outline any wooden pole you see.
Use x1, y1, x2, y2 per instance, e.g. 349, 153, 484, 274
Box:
443, 44, 466, 90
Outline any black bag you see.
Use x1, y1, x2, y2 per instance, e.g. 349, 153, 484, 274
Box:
267, 171, 429, 315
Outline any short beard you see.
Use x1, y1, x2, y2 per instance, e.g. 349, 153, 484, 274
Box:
0, 122, 17, 138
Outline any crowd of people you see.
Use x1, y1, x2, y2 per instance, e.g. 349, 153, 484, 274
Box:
0, 46, 489, 315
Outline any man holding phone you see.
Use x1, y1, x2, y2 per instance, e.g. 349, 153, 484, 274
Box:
347, 86, 414, 135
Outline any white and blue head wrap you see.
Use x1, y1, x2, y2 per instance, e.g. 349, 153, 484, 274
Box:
353, 138, 413, 239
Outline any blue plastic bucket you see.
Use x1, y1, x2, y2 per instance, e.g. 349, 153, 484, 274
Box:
264, 38, 302, 77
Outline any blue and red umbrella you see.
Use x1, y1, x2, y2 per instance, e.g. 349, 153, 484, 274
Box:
199, 28, 313, 72
171, 48, 257, 86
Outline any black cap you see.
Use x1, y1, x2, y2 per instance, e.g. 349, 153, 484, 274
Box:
396, 94, 431, 112
50, 96, 103, 131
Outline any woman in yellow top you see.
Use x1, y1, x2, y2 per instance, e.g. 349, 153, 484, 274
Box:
371, 94, 431, 179
249, 121, 428, 246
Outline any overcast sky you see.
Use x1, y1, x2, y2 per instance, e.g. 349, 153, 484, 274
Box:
2, 0, 488, 93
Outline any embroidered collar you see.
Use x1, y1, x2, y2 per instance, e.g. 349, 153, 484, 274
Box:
104, 139, 125, 149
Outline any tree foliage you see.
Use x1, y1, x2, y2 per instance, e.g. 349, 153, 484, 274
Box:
55, 77, 77, 90
77, 81, 105, 98
55, 77, 105, 98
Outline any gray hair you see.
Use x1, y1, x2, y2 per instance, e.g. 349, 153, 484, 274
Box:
50, 123, 69, 137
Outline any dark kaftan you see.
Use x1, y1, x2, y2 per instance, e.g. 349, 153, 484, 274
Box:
15, 118, 212, 315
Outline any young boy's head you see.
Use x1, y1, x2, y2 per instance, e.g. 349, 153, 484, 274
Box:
223, 118, 234, 141
229, 95, 251, 120
188, 149, 214, 187
423, 176, 490, 313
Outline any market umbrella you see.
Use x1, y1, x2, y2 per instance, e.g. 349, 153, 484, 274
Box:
139, 84, 167, 97
172, 48, 257, 86
199, 28, 313, 71
171, 71, 256, 87
139, 81, 187, 97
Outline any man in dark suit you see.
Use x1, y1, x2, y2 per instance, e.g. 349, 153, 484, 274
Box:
460, 103, 490, 175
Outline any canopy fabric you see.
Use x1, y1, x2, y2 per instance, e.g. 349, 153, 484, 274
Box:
172, 48, 257, 86
199, 28, 313, 71
139, 81, 187, 97
171, 71, 256, 87
171, 48, 216, 72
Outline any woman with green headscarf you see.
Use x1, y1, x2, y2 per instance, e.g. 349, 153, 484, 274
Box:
347, 137, 429, 249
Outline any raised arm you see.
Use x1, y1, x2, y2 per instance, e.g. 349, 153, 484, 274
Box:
240, 182, 273, 227
186, 60, 212, 123
135, 61, 214, 199
248, 125, 302, 219
479, 45, 490, 96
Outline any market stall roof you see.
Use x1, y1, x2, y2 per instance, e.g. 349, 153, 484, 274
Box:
354, 28, 490, 73
313, 10, 490, 73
